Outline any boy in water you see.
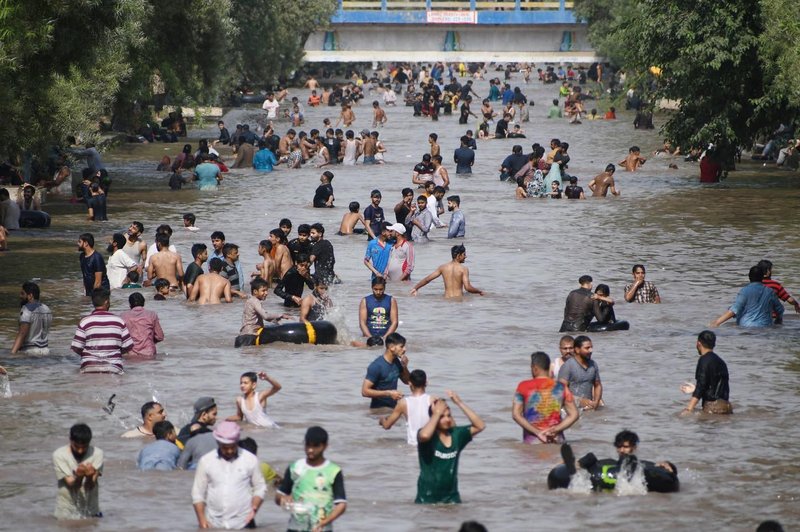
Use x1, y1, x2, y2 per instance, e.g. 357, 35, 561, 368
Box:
379, 369, 434, 445
372, 101, 387, 127
227, 371, 282, 428
153, 279, 170, 300
236, 278, 290, 347
337, 202, 368, 235
619, 146, 646, 171
253, 240, 276, 288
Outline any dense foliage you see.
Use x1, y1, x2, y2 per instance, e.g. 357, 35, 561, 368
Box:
573, 0, 800, 155
0, 0, 335, 162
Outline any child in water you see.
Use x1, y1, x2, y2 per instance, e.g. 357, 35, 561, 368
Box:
227, 371, 282, 428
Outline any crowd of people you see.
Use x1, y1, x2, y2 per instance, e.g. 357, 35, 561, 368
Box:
1, 62, 794, 532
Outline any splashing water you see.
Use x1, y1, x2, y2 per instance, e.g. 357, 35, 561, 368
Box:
567, 469, 593, 494
0, 374, 11, 398
615, 462, 648, 496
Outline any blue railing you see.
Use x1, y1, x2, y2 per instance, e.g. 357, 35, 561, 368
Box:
333, 0, 576, 24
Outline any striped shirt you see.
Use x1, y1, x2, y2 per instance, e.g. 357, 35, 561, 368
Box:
763, 278, 791, 302
71, 310, 133, 374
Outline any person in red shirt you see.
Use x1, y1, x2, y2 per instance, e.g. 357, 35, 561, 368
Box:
758, 259, 800, 313
699, 148, 722, 183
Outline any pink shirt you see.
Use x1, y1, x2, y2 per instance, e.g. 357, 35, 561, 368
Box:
121, 307, 164, 358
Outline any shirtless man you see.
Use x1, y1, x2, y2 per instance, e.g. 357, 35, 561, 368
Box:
362, 131, 378, 164
145, 233, 184, 289
190, 258, 233, 304
338, 202, 368, 235
372, 101, 387, 127
335, 103, 355, 127
269, 229, 293, 279
411, 245, 485, 298
588, 164, 620, 197
253, 240, 276, 288
619, 146, 646, 171
278, 129, 296, 157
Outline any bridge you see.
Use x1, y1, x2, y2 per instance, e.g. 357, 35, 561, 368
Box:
303, 0, 599, 64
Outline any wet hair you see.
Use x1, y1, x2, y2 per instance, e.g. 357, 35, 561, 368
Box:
297, 224, 311, 235
126, 271, 139, 283
182, 144, 192, 154
429, 133, 438, 141
551, 138, 561, 147
403, 188, 413, 197
154, 279, 170, 291
305, 425, 329, 445
280, 218, 292, 229
561, 142, 569, 152
91, 288, 110, 308
371, 276, 386, 287
697, 330, 716, 349
447, 195, 460, 206
614, 429, 639, 448
569, 176, 578, 184
409, 369, 427, 388
141, 401, 160, 419
210, 230, 225, 241
156, 233, 170, 249
629, 146, 640, 153
349, 201, 360, 213
21, 281, 40, 300
70, 423, 92, 445
311, 274, 327, 287
422, 153, 431, 162
296, 254, 311, 265
209, 258, 224, 272
131, 221, 144, 233
238, 436, 258, 455
560, 335, 575, 345
183, 213, 195, 225
573, 335, 591, 349
552, 99, 559, 105
433, 186, 446, 195
595, 284, 610, 296
250, 278, 268, 292
129, 292, 145, 308
153, 420, 174, 441
222, 243, 238, 257
191, 243, 207, 259
605, 164, 616, 174
346, 130, 355, 139
270, 228, 288, 244
310, 222, 325, 235
451, 244, 466, 258
241, 371, 258, 383
516, 175, 526, 188
460, 135, 470, 145
632, 264, 645, 274
756, 521, 785, 532
322, 170, 334, 182
578, 275, 593, 285
79, 232, 95, 248
370, 189, 382, 198
258, 240, 272, 253
385, 332, 406, 347
749, 265, 764, 283
286, 128, 296, 136
459, 521, 488, 532
530, 351, 551, 371
366, 336, 384, 347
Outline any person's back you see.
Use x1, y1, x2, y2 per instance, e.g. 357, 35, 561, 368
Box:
405, 393, 431, 445
196, 272, 231, 304
19, 300, 52, 353
732, 282, 782, 327
591, 173, 614, 196
177, 431, 216, 470
120, 302, 163, 358
454, 146, 474, 174
561, 287, 595, 331
138, 439, 179, 471
695, 351, 729, 404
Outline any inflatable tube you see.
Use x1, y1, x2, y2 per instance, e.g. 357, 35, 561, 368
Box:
240, 94, 267, 104
586, 320, 630, 332
548, 457, 679, 493
19, 210, 51, 228
234, 320, 337, 347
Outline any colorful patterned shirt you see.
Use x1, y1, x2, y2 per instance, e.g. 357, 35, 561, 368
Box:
514, 377, 573, 443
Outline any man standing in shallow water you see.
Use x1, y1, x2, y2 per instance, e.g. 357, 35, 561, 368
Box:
588, 164, 620, 197
680, 330, 732, 414
53, 423, 104, 519
411, 245, 484, 298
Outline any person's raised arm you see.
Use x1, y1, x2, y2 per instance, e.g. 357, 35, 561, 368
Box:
418, 398, 446, 443
624, 281, 642, 302
258, 371, 282, 402
449, 390, 485, 436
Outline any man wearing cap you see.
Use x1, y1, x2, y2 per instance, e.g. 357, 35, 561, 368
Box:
276, 426, 347, 531
363, 222, 392, 280
192, 421, 267, 529
177, 397, 218, 446
385, 223, 414, 282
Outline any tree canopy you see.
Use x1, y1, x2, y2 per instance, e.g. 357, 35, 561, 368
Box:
0, 0, 335, 162
573, 0, 800, 156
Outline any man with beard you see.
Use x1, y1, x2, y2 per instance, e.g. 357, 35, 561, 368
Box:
53, 424, 104, 519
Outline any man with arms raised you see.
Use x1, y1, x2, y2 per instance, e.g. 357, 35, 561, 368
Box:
411, 245, 484, 298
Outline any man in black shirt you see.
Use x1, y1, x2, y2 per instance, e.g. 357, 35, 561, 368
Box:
499, 145, 528, 181
453, 136, 475, 175
288, 224, 312, 263
273, 256, 314, 307
495, 113, 511, 139
681, 330, 732, 414
323, 128, 340, 163
309, 223, 336, 284
313, 171, 334, 208
411, 154, 435, 186
560, 275, 601, 332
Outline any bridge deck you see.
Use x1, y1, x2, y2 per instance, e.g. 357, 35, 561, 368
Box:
333, 0, 576, 24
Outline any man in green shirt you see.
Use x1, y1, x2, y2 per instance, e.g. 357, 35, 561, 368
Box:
415, 391, 485, 504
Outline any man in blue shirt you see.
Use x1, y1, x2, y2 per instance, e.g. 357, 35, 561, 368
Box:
453, 136, 475, 174
138, 421, 180, 471
363, 222, 392, 279
361, 333, 411, 409
711, 265, 783, 327
446, 195, 465, 239
253, 141, 278, 172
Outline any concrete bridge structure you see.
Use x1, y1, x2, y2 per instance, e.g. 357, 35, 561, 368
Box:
303, 0, 599, 64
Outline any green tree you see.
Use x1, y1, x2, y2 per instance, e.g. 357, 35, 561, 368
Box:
230, 0, 336, 87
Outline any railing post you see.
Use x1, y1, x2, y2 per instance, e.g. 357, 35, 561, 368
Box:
381, 0, 387, 10
559, 0, 565, 11
426, 0, 431, 10
470, 0, 476, 9
338, 0, 343, 11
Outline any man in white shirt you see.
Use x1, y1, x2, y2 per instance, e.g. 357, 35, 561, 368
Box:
262, 93, 280, 119
107, 233, 141, 289
192, 421, 267, 529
